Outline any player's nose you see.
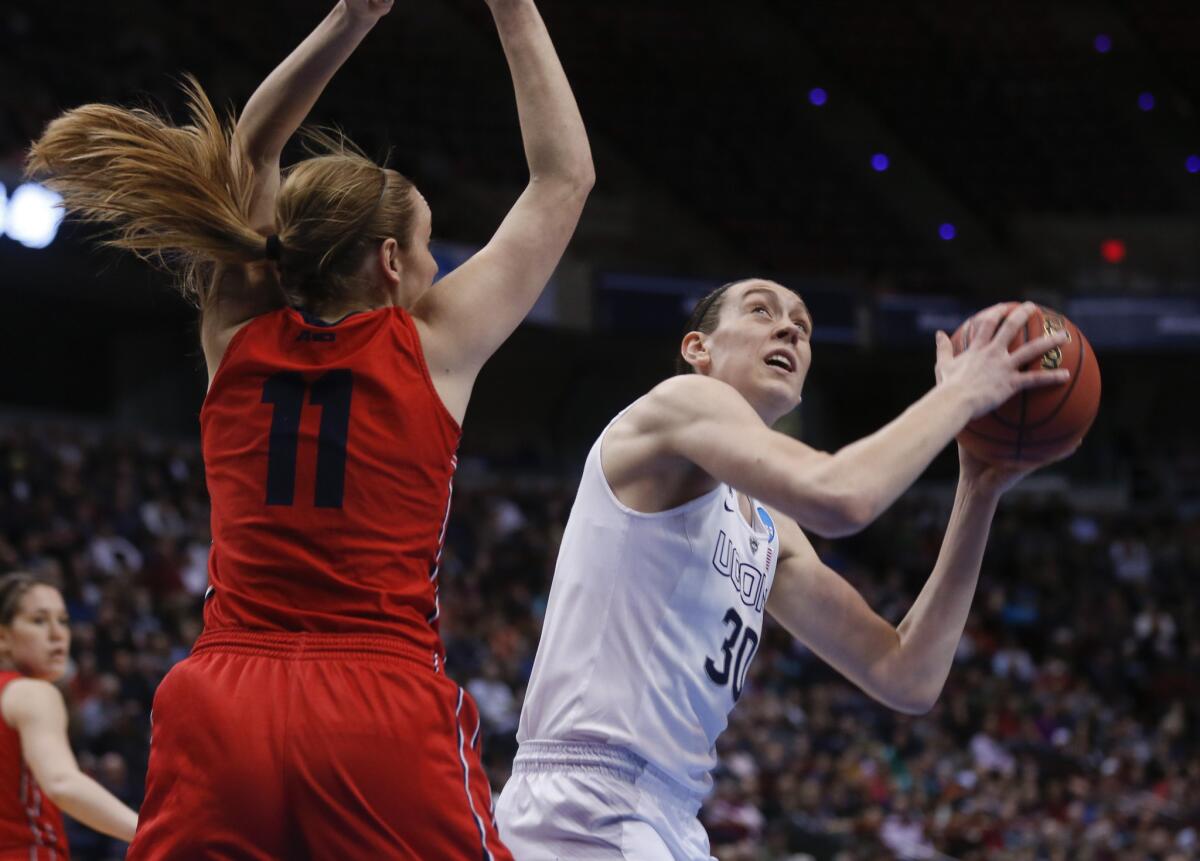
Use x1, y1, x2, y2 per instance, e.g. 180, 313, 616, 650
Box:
774, 321, 801, 344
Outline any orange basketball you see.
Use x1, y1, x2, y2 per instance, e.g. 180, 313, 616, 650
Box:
950, 303, 1101, 465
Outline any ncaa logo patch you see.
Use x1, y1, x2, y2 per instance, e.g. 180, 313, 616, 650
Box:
756, 506, 776, 543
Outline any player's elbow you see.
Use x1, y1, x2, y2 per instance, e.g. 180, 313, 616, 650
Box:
857, 648, 942, 714
785, 454, 880, 537
39, 770, 80, 807
569, 160, 596, 194
794, 482, 877, 538
530, 155, 595, 198
875, 681, 942, 716
832, 490, 878, 537
889, 694, 938, 716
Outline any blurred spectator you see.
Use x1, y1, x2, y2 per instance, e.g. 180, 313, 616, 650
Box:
0, 419, 1197, 860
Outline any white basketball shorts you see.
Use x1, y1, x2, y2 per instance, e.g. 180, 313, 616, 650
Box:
495, 741, 715, 861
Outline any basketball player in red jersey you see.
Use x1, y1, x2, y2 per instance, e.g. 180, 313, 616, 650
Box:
0, 573, 138, 859
27, 0, 591, 856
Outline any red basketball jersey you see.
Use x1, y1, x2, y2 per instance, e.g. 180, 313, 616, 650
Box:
201, 306, 460, 657
0, 672, 68, 860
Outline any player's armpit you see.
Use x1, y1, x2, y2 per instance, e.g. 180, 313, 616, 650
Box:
200, 262, 286, 380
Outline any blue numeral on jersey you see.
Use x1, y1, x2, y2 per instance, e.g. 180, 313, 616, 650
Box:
262, 373, 306, 505
261, 370, 355, 508
309, 370, 353, 508
704, 607, 759, 702
704, 607, 741, 687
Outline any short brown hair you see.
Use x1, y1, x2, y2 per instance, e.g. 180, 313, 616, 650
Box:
674, 282, 739, 375
674, 279, 812, 374
0, 572, 58, 626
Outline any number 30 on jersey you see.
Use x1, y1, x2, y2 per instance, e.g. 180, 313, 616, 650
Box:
704, 607, 759, 702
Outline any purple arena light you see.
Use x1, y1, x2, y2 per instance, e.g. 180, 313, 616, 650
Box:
1187, 155, 1200, 174
1138, 92, 1156, 112
871, 153, 890, 172
808, 87, 828, 107
939, 223, 957, 241
1094, 33, 1112, 54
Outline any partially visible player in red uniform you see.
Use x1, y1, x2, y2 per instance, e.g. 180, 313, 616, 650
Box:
27, 0, 592, 856
0, 573, 138, 860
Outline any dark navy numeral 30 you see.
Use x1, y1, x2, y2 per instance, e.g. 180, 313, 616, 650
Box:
262, 370, 354, 508
704, 606, 759, 702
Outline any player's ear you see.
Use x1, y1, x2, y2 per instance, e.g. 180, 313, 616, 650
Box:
377, 238, 402, 287
680, 331, 711, 373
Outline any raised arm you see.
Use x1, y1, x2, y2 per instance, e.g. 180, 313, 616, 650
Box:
203, 1, 392, 363
766, 448, 1035, 714
609, 303, 1069, 537
235, 0, 392, 230
1, 680, 138, 842
413, 0, 594, 389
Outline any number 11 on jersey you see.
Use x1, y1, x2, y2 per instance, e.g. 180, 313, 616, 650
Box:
261, 370, 354, 508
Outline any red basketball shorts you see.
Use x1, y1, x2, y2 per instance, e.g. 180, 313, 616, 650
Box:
127, 630, 513, 861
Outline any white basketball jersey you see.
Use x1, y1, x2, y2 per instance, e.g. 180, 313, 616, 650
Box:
516, 405, 780, 797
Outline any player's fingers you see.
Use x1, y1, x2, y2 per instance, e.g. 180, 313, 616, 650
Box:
1015, 367, 1071, 391
1009, 330, 1069, 367
990, 301, 1038, 349
935, 330, 953, 361
969, 304, 1012, 346
934, 331, 953, 382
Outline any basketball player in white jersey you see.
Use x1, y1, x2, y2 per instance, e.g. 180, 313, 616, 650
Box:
495, 280, 1072, 860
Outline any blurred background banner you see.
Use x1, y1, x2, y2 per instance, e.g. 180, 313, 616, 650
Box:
1067, 295, 1200, 350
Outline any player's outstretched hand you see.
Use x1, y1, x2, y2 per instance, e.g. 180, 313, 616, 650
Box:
340, 0, 394, 24
933, 301, 1070, 421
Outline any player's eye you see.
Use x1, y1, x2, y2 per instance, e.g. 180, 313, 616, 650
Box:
751, 305, 771, 317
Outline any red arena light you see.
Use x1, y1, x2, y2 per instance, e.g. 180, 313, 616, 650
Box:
1100, 238, 1126, 264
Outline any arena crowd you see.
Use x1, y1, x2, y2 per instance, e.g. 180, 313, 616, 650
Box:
0, 420, 1195, 860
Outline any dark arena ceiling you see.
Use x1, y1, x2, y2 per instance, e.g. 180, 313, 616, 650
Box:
5, 0, 1200, 295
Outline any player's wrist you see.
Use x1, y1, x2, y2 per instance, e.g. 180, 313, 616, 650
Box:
929, 378, 976, 428
957, 472, 1002, 504
333, 1, 383, 34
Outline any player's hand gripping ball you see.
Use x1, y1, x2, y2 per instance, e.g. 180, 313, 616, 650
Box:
950, 303, 1101, 465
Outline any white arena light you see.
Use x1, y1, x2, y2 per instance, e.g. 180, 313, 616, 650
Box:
4, 182, 65, 249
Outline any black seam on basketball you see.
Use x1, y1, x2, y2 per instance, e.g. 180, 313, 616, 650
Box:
983, 413, 1023, 430
973, 318, 1088, 432
1015, 318, 1029, 460
961, 424, 1085, 445
1024, 329, 1086, 430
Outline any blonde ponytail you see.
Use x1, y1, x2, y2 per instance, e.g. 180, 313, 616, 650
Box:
27, 76, 420, 315
26, 75, 263, 303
